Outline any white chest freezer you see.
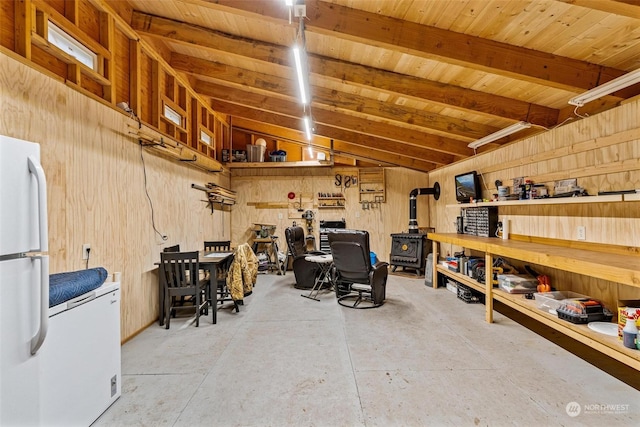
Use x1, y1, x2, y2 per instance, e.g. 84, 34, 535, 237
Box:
39, 281, 121, 427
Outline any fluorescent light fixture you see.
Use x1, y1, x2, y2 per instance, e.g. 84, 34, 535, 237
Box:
568, 68, 640, 107
467, 121, 531, 149
284, 0, 293, 5
303, 116, 313, 140
293, 45, 309, 105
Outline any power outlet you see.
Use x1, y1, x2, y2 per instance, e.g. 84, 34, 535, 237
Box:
82, 243, 91, 260
576, 226, 586, 241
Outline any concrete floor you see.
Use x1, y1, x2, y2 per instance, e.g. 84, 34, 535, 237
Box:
95, 272, 640, 427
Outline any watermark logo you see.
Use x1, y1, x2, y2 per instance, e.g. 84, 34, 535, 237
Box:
566, 401, 630, 417
566, 402, 581, 417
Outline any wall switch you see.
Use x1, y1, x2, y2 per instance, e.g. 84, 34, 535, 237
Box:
355, 211, 360, 218
82, 243, 91, 260
278, 213, 283, 220
576, 226, 586, 241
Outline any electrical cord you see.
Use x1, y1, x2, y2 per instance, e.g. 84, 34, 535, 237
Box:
139, 142, 168, 241
85, 247, 90, 270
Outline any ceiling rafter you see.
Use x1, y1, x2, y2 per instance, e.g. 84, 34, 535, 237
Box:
211, 97, 449, 168
169, 53, 499, 141
200, 0, 635, 94
555, 0, 640, 19
131, 10, 560, 127
194, 79, 471, 160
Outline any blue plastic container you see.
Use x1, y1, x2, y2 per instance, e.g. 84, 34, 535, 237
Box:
370, 252, 377, 265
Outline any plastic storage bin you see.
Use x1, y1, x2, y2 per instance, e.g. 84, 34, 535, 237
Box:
269, 150, 287, 162
556, 298, 613, 324
457, 283, 484, 304
534, 291, 587, 314
497, 274, 537, 294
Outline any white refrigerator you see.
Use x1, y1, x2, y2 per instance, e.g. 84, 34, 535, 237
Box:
0, 135, 121, 426
0, 135, 50, 426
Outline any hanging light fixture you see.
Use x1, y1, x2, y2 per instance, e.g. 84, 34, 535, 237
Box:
292, 44, 309, 105
568, 68, 640, 107
303, 116, 314, 140
467, 121, 531, 149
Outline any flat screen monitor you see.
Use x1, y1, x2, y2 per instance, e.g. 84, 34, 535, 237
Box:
455, 171, 480, 203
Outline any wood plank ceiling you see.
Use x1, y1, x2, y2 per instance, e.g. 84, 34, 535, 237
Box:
116, 0, 640, 171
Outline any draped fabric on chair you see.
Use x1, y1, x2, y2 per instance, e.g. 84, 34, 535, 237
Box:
226, 243, 258, 304
285, 226, 327, 289
159, 251, 209, 328
328, 229, 389, 309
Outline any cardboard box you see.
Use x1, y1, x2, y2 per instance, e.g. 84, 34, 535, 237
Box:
617, 299, 640, 340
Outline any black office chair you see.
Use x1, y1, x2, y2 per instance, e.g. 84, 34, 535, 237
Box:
328, 229, 389, 309
204, 241, 231, 252
159, 251, 209, 329
285, 226, 326, 289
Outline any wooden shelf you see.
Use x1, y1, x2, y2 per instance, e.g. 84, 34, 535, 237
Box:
429, 233, 640, 288
446, 194, 623, 208
226, 160, 333, 169
359, 168, 385, 203
493, 289, 640, 370
429, 233, 640, 371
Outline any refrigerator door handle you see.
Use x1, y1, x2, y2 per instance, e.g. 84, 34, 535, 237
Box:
30, 255, 49, 355
28, 155, 48, 252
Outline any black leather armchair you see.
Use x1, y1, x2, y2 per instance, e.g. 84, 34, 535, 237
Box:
328, 229, 389, 308
285, 226, 326, 289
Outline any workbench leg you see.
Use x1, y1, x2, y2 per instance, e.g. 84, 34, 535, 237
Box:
485, 252, 494, 323
432, 240, 439, 289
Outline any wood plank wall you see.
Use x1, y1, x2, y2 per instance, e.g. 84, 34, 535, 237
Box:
0, 53, 231, 341
427, 99, 640, 309
230, 166, 431, 264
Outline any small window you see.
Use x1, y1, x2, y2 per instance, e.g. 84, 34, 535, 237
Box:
47, 22, 97, 71
200, 130, 212, 145
163, 104, 183, 127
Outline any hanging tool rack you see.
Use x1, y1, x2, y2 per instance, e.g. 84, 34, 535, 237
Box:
192, 183, 236, 213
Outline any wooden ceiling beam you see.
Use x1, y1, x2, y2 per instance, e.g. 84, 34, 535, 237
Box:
556, 0, 640, 19
232, 118, 439, 170
203, 0, 634, 95
195, 79, 468, 160
170, 53, 497, 140
131, 10, 559, 127
212, 99, 450, 169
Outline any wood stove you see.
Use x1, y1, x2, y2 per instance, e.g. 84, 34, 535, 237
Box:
390, 182, 439, 276
389, 233, 430, 276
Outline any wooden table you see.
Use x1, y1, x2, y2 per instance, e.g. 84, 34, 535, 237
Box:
157, 250, 234, 326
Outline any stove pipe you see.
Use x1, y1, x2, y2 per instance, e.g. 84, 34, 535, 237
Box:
408, 182, 440, 233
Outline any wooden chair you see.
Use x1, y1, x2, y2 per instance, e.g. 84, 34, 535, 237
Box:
203, 241, 237, 309
159, 251, 209, 329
